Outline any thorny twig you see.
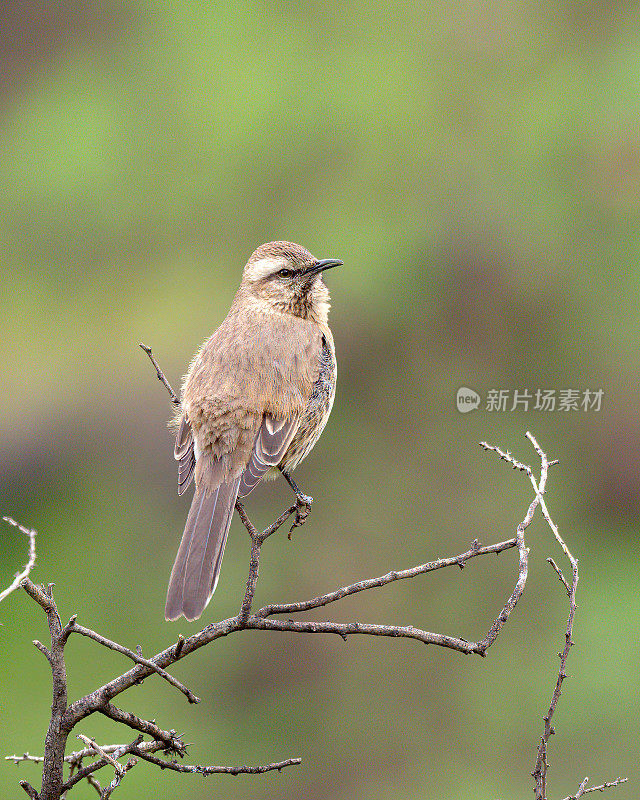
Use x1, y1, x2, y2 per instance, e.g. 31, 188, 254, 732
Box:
7, 741, 155, 767
73, 736, 133, 799
139, 343, 180, 407
483, 433, 626, 800
60, 738, 166, 793
560, 777, 628, 800
64, 617, 199, 704
127, 749, 302, 776
1, 517, 37, 603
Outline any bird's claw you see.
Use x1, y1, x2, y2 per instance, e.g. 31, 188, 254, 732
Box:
288, 494, 313, 539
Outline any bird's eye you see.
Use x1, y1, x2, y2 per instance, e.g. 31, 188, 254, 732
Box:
277, 268, 293, 278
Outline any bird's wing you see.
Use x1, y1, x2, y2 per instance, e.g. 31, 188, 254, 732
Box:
238, 413, 299, 497
174, 414, 196, 496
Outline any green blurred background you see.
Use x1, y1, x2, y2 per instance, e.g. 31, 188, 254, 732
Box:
1, 1, 638, 798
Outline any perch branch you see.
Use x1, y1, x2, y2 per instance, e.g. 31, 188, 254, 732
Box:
257, 537, 517, 619
236, 499, 297, 622
55, 522, 525, 760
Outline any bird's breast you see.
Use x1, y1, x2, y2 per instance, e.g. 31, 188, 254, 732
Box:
280, 334, 337, 472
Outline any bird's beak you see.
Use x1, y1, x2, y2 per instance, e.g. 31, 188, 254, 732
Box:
302, 258, 343, 277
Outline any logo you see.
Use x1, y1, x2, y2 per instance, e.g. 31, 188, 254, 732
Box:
456, 387, 480, 413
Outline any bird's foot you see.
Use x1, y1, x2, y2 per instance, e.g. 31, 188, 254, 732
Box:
289, 493, 313, 539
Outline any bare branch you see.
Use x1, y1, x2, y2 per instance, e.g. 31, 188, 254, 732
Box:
86, 774, 103, 796
74, 735, 137, 798
560, 777, 629, 800
97, 704, 186, 754
21, 579, 54, 613
524, 436, 627, 800
60, 738, 162, 793
76, 736, 125, 776
130, 748, 302, 776
66, 619, 200, 704
6, 753, 46, 765
479, 441, 533, 473
1, 517, 37, 603
529, 440, 578, 799
18, 780, 40, 799
474, 432, 559, 651
100, 758, 138, 800
236, 500, 267, 622
20, 579, 70, 800
247, 616, 481, 653
32, 640, 52, 662
63, 533, 527, 738
139, 343, 180, 406
262, 504, 299, 539
525, 431, 573, 563
257, 537, 518, 619
234, 500, 260, 538
7, 742, 150, 767
547, 558, 571, 594
574, 777, 591, 799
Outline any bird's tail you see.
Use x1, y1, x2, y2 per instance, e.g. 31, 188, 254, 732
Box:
165, 476, 241, 622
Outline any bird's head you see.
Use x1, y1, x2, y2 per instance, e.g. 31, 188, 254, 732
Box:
240, 241, 342, 322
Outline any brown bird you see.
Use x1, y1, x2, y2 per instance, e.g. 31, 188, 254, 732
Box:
165, 241, 341, 622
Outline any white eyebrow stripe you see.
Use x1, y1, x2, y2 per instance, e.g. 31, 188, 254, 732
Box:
245, 257, 287, 281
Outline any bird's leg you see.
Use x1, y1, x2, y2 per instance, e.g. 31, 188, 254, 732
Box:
279, 467, 313, 537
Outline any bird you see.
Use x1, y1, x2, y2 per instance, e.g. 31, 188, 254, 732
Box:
165, 240, 341, 622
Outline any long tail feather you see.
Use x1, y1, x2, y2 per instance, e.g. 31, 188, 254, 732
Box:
165, 477, 241, 621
